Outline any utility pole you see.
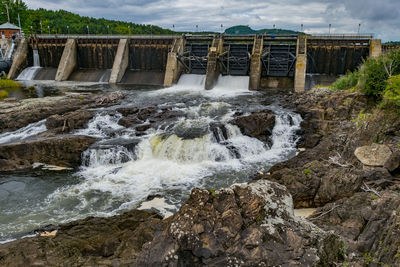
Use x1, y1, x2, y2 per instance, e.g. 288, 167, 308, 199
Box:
5, 4, 10, 23
18, 14, 21, 34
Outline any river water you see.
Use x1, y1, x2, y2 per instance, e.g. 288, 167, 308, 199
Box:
0, 74, 302, 243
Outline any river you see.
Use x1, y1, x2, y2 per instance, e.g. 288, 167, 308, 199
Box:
0, 74, 302, 243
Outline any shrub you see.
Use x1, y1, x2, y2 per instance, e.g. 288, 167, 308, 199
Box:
0, 90, 8, 99
383, 74, 400, 107
0, 79, 22, 89
331, 70, 359, 90
358, 58, 389, 97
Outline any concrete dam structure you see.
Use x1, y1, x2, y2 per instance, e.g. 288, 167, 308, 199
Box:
9, 34, 383, 91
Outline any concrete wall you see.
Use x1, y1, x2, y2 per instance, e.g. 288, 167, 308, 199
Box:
55, 39, 77, 81
8, 38, 28, 79
110, 39, 129, 84
164, 38, 185, 87
370, 39, 382, 58
249, 37, 263, 90
260, 77, 294, 89
205, 36, 223, 90
294, 35, 307, 92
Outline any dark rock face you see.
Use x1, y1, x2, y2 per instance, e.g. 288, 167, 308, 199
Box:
0, 135, 97, 171
0, 210, 166, 266
116, 106, 184, 134
0, 92, 125, 133
384, 150, 400, 173
45, 110, 95, 134
233, 110, 275, 144
310, 192, 400, 266
136, 180, 342, 266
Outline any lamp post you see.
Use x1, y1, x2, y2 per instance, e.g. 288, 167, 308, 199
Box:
48, 25, 50, 35
40, 21, 43, 34
86, 25, 89, 35
357, 23, 361, 34
220, 24, 223, 34
30, 26, 33, 35
67, 25, 70, 35
196, 25, 198, 32
107, 25, 110, 34
128, 25, 130, 35
301, 24, 304, 32
328, 24, 331, 35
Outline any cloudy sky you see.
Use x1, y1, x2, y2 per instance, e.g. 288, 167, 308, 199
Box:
26, 0, 400, 41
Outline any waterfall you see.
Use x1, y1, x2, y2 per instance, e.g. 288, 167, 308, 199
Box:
0, 120, 47, 145
33, 50, 40, 67
16, 50, 41, 81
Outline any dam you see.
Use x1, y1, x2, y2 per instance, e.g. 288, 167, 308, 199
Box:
8, 33, 382, 91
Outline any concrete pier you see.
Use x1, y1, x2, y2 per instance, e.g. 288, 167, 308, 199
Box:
369, 39, 382, 58
110, 39, 129, 84
164, 38, 185, 87
55, 39, 77, 81
249, 36, 264, 90
294, 35, 307, 92
205, 36, 223, 90
8, 39, 28, 79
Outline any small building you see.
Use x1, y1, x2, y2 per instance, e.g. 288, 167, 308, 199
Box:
0, 22, 21, 39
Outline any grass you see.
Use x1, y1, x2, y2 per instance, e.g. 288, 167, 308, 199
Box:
0, 90, 8, 99
0, 79, 22, 90
331, 70, 359, 90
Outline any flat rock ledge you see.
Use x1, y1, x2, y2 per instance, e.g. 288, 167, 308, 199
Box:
354, 143, 392, 167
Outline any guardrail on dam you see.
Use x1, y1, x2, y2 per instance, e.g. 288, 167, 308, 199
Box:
8, 34, 385, 91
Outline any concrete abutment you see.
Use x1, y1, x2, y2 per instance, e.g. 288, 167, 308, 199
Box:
294, 35, 307, 92
8, 39, 28, 80
164, 38, 185, 87
249, 36, 264, 91
110, 39, 129, 84
55, 39, 77, 81
205, 36, 224, 90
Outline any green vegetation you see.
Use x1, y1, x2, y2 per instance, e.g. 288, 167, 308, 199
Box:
209, 189, 216, 197
0, 0, 174, 35
0, 78, 22, 89
331, 70, 359, 90
384, 41, 400, 45
331, 49, 400, 113
303, 168, 311, 176
225, 25, 299, 35
351, 110, 372, 129
0, 89, 8, 99
383, 74, 400, 107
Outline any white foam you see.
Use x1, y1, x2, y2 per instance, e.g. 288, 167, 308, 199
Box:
16, 66, 42, 81
152, 74, 253, 98
74, 112, 125, 138
0, 120, 47, 145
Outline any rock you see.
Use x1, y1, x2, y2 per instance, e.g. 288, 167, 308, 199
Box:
0, 210, 166, 266
136, 180, 342, 266
310, 192, 400, 266
233, 110, 275, 143
384, 150, 400, 172
354, 144, 392, 166
0, 135, 97, 171
45, 110, 94, 133
0, 92, 125, 133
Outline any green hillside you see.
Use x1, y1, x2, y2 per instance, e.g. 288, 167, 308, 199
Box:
0, 0, 174, 35
225, 25, 299, 35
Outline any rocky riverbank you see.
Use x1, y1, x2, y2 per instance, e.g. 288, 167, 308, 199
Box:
0, 87, 399, 266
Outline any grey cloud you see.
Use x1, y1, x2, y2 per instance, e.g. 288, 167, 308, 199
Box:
26, 0, 400, 41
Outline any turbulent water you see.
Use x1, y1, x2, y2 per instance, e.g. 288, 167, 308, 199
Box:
0, 74, 302, 242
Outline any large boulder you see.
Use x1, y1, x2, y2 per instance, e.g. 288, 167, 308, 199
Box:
45, 109, 95, 133
384, 150, 400, 172
311, 192, 400, 266
0, 135, 97, 171
136, 180, 342, 266
233, 110, 276, 143
354, 144, 392, 166
0, 210, 166, 266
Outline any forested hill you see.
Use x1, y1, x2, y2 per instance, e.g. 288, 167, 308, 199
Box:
0, 0, 174, 35
225, 25, 299, 35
